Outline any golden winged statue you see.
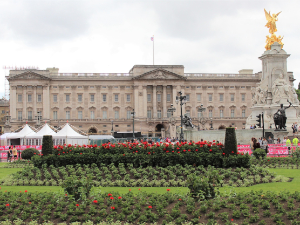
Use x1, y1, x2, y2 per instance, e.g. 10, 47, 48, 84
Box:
264, 9, 281, 34
264, 9, 283, 50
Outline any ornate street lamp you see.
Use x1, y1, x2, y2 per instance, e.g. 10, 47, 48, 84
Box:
167, 104, 176, 116
175, 91, 187, 142
131, 109, 135, 138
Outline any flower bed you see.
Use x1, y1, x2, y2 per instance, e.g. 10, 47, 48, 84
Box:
0, 190, 300, 224
32, 141, 250, 168
1, 164, 286, 187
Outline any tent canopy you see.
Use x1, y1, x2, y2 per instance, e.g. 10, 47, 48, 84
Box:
52, 123, 87, 139
89, 135, 114, 140
26, 123, 56, 138
7, 124, 36, 139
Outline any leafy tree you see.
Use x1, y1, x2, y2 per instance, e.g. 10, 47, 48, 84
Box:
224, 127, 237, 155
42, 135, 53, 156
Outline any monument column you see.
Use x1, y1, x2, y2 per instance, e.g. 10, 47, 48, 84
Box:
162, 85, 167, 118
153, 85, 157, 118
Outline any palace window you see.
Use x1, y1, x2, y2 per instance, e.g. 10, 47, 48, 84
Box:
66, 95, 70, 102
18, 111, 22, 121
78, 111, 83, 119
114, 94, 119, 102
53, 95, 57, 102
18, 95, 22, 102
208, 94, 213, 102
230, 94, 234, 101
28, 111, 32, 120
103, 111, 107, 119
147, 110, 152, 118
197, 94, 201, 102
167, 111, 171, 118
78, 94, 82, 102
103, 94, 107, 102
219, 94, 223, 101
114, 110, 119, 119
209, 110, 212, 118
231, 109, 235, 118
220, 110, 223, 118
28, 94, 32, 102
186, 94, 190, 102
66, 111, 70, 119
126, 94, 130, 102
37, 94, 42, 102
90, 111, 95, 119
197, 112, 202, 118
147, 94, 151, 102
157, 94, 161, 102
186, 110, 190, 117
167, 94, 171, 102
90, 94, 94, 102
241, 94, 245, 102
127, 110, 131, 119
157, 110, 162, 118
53, 111, 57, 120
242, 109, 246, 118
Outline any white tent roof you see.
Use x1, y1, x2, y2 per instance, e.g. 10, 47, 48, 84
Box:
0, 133, 13, 139
26, 123, 56, 138
7, 124, 36, 139
52, 123, 87, 139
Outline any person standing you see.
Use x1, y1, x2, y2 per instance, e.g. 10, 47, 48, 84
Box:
293, 137, 299, 152
286, 138, 292, 155
261, 137, 269, 154
12, 146, 17, 161
7, 147, 11, 162
267, 136, 274, 144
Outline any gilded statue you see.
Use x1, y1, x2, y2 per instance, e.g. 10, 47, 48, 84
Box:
264, 9, 284, 50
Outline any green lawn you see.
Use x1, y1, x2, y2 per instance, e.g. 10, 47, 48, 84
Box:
0, 168, 299, 194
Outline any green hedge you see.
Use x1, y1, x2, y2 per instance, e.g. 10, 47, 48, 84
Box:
42, 135, 53, 156
224, 127, 237, 155
21, 148, 40, 160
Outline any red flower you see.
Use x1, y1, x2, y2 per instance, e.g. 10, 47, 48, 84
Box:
54, 146, 57, 149
213, 140, 215, 142
237, 152, 240, 154
129, 189, 131, 191
123, 154, 125, 156
108, 193, 112, 197
110, 197, 114, 200
29, 202, 31, 204
148, 206, 152, 209
222, 153, 225, 155
136, 151, 138, 153
166, 151, 169, 153
209, 149, 212, 152
25, 190, 28, 193
177, 151, 180, 153
167, 189, 170, 191
231, 219, 234, 221
231, 151, 234, 153
93, 200, 98, 203
179, 199, 182, 201
68, 144, 72, 147
188, 149, 191, 152
176, 147, 180, 150
63, 152, 65, 154
5, 204, 9, 207
118, 196, 122, 199
93, 144, 97, 147
80, 153, 82, 155
111, 206, 115, 210
76, 204, 79, 207
58, 154, 60, 155
65, 194, 67, 196
183, 150, 186, 152
195, 149, 198, 151
172, 151, 174, 153
148, 152, 151, 154
34, 153, 36, 154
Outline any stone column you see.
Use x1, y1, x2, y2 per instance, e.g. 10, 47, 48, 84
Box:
108, 86, 113, 119
163, 85, 167, 118
133, 85, 139, 118
43, 85, 50, 120
58, 85, 64, 119
172, 85, 178, 117
10, 86, 17, 120
191, 86, 196, 117
180, 86, 185, 116
143, 86, 147, 118
224, 86, 229, 117
153, 85, 157, 118
33, 86, 37, 117
83, 86, 89, 118
120, 86, 125, 119
96, 86, 101, 118
22, 86, 27, 121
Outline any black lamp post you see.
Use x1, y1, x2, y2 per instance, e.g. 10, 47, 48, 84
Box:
131, 109, 135, 138
167, 104, 176, 116
175, 91, 187, 143
111, 120, 114, 133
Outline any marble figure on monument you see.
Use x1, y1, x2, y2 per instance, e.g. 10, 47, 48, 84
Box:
274, 101, 291, 130
252, 86, 267, 104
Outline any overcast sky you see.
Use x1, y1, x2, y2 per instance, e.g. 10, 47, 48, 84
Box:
1, 0, 299, 98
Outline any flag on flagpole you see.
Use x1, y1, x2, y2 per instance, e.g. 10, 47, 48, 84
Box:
151, 37, 154, 41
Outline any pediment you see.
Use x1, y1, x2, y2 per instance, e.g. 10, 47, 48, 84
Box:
132, 68, 187, 80
8, 71, 51, 81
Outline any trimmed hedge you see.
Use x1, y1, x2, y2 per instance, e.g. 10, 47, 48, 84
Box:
42, 135, 53, 156
21, 148, 40, 160
224, 127, 237, 155
32, 141, 250, 168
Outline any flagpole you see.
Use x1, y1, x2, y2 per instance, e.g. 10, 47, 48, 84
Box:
153, 35, 154, 65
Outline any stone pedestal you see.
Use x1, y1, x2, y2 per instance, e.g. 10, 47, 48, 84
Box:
3, 124, 11, 133
273, 131, 289, 141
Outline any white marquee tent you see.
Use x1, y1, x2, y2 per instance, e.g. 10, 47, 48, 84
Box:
6, 124, 36, 145
52, 123, 88, 145
25, 123, 57, 145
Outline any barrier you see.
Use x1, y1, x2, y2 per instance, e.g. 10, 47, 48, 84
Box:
237, 144, 299, 157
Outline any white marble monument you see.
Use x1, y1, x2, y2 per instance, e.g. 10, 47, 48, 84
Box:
246, 42, 299, 132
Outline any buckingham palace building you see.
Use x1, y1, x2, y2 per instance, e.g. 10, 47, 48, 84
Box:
7, 65, 262, 137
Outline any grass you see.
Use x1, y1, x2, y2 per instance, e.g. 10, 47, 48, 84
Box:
0, 167, 299, 194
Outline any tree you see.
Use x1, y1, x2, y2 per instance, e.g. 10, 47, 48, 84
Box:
42, 135, 53, 156
224, 127, 237, 155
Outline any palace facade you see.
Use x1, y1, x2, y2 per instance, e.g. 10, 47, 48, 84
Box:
7, 65, 262, 137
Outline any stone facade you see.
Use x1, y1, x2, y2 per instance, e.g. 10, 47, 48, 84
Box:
7, 65, 260, 137
0, 98, 9, 134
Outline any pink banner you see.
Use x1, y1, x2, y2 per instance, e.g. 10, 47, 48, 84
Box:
237, 144, 297, 156
0, 145, 42, 151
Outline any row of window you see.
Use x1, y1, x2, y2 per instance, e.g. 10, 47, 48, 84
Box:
17, 108, 246, 121
18, 94, 42, 103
